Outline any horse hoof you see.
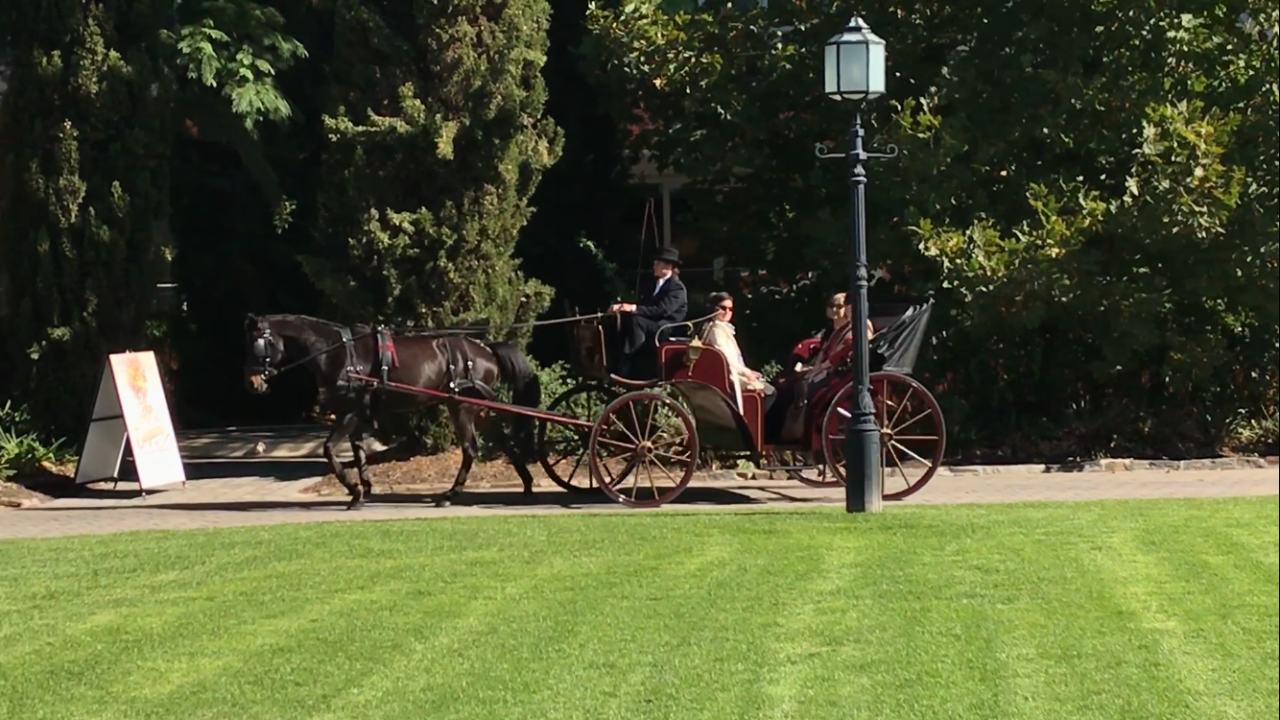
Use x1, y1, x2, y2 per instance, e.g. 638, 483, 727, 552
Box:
434, 496, 452, 508
346, 498, 364, 511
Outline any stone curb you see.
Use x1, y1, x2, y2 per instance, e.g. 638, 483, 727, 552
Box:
733, 456, 1278, 480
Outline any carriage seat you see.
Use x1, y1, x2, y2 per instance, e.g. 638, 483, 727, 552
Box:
658, 341, 765, 445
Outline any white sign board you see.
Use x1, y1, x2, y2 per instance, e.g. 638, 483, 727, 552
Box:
74, 351, 186, 491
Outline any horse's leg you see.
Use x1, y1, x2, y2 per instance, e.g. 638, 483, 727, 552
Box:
324, 412, 364, 511
499, 420, 538, 500
351, 424, 373, 502
476, 407, 538, 500
436, 403, 480, 508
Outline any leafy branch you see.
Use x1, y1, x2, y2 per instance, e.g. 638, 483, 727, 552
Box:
162, 0, 308, 132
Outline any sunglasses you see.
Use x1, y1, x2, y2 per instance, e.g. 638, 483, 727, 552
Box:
718, 304, 734, 311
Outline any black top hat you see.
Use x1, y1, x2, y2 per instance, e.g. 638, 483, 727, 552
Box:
652, 245, 682, 266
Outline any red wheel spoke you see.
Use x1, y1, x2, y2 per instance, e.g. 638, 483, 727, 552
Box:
651, 457, 684, 480
594, 435, 638, 451
889, 439, 933, 468
641, 402, 656, 442
887, 385, 915, 428
892, 408, 933, 434
642, 459, 661, 498
628, 403, 643, 441
652, 449, 692, 464
607, 414, 641, 445
885, 441, 912, 492
565, 449, 589, 486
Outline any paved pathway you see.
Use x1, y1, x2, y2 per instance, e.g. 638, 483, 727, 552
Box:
2, 464, 1275, 541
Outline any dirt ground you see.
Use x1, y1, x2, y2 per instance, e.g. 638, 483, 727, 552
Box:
299, 448, 559, 497
0, 463, 76, 508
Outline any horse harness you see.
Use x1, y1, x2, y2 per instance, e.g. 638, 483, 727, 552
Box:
332, 329, 497, 402
333, 325, 400, 390
435, 336, 497, 401
256, 322, 496, 401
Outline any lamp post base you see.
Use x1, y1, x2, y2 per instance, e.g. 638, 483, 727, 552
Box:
845, 417, 882, 514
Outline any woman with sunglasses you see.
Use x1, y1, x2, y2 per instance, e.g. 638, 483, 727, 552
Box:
770, 293, 876, 442
699, 292, 778, 413
794, 292, 875, 374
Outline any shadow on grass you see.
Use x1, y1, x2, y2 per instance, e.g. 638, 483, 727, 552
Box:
22, 485, 841, 513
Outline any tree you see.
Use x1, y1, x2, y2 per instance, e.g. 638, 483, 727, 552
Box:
0, 0, 174, 438
163, 0, 320, 425
518, 0, 635, 352
585, 0, 1280, 456
300, 0, 562, 341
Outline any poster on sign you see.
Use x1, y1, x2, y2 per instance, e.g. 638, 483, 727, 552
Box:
74, 351, 187, 492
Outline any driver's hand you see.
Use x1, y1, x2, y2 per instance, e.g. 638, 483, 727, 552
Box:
610, 303, 634, 313
608, 303, 623, 313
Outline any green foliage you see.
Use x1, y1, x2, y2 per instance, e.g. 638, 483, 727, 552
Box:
528, 358, 576, 410
572, 235, 630, 301
0, 401, 74, 479
0, 0, 174, 439
164, 0, 308, 132
303, 0, 563, 346
516, 0, 637, 339
585, 1, 1280, 458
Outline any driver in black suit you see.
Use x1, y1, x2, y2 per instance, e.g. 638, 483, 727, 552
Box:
608, 246, 689, 378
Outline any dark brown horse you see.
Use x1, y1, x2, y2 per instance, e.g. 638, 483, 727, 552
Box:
243, 314, 540, 509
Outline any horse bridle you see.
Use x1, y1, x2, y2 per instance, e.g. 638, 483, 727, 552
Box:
251, 325, 279, 379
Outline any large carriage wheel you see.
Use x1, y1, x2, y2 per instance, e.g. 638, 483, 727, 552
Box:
821, 372, 947, 500
589, 391, 700, 508
536, 382, 621, 493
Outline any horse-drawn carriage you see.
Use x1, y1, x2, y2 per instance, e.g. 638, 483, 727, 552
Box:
535, 302, 947, 508
245, 298, 946, 510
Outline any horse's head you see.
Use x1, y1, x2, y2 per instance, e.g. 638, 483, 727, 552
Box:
244, 314, 284, 394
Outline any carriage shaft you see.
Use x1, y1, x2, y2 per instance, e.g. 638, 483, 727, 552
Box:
346, 373, 595, 429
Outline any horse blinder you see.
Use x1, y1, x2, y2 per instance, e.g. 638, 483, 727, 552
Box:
251, 328, 279, 379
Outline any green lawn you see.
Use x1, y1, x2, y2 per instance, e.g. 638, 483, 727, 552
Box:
1, 498, 1277, 720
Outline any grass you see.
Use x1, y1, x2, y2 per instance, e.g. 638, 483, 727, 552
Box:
1, 498, 1277, 720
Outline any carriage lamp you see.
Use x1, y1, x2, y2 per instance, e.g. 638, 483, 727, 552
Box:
815, 16, 898, 514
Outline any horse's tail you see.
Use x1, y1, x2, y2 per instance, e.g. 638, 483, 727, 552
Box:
489, 342, 542, 457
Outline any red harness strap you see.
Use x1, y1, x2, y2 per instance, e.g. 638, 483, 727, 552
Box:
377, 329, 400, 369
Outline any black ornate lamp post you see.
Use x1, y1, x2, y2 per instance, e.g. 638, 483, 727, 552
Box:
814, 16, 897, 514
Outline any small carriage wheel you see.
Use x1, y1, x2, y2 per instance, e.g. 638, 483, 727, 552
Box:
589, 391, 700, 508
536, 383, 623, 493
767, 450, 840, 488
821, 372, 947, 501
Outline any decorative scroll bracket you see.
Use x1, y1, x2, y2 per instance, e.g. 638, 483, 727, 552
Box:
814, 143, 900, 160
